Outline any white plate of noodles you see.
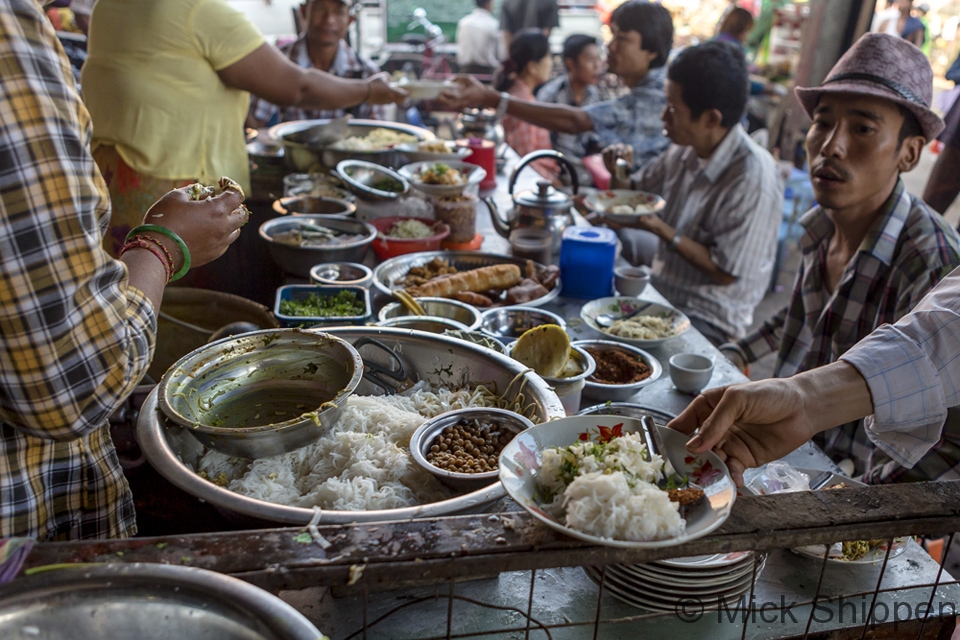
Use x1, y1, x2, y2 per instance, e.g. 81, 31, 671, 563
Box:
499, 415, 736, 548
580, 297, 690, 348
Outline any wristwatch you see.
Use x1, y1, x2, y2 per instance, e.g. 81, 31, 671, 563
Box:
496, 91, 510, 120
669, 229, 682, 251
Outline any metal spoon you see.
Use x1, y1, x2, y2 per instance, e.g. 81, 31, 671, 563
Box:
595, 301, 654, 328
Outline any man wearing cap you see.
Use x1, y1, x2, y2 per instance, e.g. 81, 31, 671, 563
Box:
719, 33, 960, 483
247, 0, 382, 127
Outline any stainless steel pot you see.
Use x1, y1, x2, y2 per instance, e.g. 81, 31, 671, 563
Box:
484, 150, 580, 254
269, 119, 435, 172
0, 563, 323, 640
137, 327, 566, 525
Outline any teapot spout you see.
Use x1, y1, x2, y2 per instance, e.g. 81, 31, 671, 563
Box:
483, 196, 511, 239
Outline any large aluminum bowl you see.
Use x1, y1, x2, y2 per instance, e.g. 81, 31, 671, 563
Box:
138, 327, 566, 525
158, 329, 363, 459
378, 296, 483, 330
259, 214, 376, 278
269, 119, 435, 171
0, 563, 323, 640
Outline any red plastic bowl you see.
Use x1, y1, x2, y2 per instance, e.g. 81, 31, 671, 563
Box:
370, 217, 451, 260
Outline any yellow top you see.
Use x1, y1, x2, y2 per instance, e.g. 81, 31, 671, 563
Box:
81, 0, 264, 192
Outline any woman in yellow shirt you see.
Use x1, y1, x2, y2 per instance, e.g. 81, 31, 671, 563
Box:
81, 0, 405, 256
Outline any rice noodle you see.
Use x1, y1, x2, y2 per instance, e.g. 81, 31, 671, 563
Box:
195, 382, 499, 511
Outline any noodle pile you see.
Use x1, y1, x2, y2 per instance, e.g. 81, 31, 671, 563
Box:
606, 315, 676, 340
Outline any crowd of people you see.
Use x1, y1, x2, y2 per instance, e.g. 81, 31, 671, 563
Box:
3, 0, 960, 547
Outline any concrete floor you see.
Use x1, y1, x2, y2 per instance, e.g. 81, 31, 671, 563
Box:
746, 145, 960, 380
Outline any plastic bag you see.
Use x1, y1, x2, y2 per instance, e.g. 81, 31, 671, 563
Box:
744, 461, 810, 495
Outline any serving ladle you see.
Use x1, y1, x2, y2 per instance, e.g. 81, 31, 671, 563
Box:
595, 301, 655, 328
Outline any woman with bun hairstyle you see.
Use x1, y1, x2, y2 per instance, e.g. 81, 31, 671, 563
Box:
493, 29, 559, 181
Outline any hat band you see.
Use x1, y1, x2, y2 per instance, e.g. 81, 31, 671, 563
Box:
824, 72, 928, 108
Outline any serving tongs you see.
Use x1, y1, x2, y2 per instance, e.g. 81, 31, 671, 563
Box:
288, 115, 352, 148
638, 415, 701, 491
353, 337, 416, 395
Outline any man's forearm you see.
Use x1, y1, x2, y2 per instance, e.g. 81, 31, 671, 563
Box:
647, 218, 736, 285
795, 361, 875, 433
507, 99, 594, 134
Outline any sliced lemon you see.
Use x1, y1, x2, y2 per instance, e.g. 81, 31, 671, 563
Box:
512, 324, 570, 378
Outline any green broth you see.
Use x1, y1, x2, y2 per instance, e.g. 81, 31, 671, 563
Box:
202, 383, 335, 429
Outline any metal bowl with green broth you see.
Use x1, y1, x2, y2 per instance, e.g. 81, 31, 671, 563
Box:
157, 329, 363, 459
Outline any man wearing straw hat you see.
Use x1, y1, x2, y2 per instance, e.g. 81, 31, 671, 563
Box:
673, 34, 960, 486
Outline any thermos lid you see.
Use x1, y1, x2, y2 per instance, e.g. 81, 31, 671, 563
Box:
561, 226, 617, 245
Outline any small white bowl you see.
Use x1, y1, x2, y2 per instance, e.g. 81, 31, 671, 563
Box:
614, 265, 652, 297
309, 262, 374, 288
668, 353, 714, 394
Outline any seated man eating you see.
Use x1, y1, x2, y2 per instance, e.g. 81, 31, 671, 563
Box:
722, 33, 960, 483
603, 41, 782, 346
443, 0, 673, 172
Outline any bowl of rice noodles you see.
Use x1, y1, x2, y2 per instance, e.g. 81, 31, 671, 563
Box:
139, 327, 566, 526
269, 119, 436, 172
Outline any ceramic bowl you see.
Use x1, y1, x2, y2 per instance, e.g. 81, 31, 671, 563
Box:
614, 265, 652, 297
668, 353, 715, 394
573, 339, 662, 402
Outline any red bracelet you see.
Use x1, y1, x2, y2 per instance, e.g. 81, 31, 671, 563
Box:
131, 233, 179, 274
119, 239, 172, 284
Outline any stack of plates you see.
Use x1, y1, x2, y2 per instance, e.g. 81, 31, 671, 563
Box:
584, 551, 765, 612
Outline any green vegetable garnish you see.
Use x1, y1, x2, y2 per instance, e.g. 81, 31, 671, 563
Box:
373, 177, 404, 192
279, 290, 364, 318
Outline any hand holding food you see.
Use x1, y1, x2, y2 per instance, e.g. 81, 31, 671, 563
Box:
365, 72, 408, 105
602, 144, 634, 176
141, 179, 247, 269
436, 75, 495, 112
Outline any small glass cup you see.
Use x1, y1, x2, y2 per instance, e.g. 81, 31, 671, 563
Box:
509, 228, 553, 265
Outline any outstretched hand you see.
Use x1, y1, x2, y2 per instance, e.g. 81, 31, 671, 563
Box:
436, 75, 497, 112
366, 73, 408, 105
668, 379, 822, 486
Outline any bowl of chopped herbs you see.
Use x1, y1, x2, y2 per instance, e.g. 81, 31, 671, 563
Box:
274, 285, 371, 327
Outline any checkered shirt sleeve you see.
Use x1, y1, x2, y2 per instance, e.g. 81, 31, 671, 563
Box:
0, 0, 156, 540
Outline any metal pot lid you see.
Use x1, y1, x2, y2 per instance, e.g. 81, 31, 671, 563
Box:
514, 181, 572, 209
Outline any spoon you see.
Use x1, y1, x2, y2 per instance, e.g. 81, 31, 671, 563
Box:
595, 301, 654, 328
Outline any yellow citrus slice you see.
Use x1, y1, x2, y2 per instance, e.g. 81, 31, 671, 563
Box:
512, 324, 570, 378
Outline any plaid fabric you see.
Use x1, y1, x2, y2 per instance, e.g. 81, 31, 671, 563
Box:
504, 80, 558, 179
535, 75, 602, 160
583, 67, 670, 171
0, 0, 155, 540
626, 126, 783, 339
737, 182, 960, 483
249, 37, 383, 126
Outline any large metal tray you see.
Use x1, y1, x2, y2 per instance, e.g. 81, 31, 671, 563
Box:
137, 327, 566, 526
372, 250, 561, 308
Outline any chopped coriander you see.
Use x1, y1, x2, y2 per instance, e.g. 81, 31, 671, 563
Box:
280, 290, 364, 318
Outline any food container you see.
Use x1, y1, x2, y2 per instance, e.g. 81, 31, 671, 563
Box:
379, 296, 483, 330
409, 407, 534, 492
282, 172, 353, 200
573, 339, 662, 402
274, 284, 371, 328
432, 194, 478, 243
0, 563, 325, 640
456, 138, 498, 190
442, 329, 507, 353
272, 195, 356, 217
369, 216, 451, 260
335, 159, 410, 202
309, 262, 374, 288
157, 329, 363, 459
559, 226, 617, 298
137, 327, 567, 525
509, 227, 553, 265
376, 315, 470, 333
507, 343, 596, 415
259, 215, 376, 278
479, 306, 566, 343
270, 119, 435, 171
398, 160, 487, 198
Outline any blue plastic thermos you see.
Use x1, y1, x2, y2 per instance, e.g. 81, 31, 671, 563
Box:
559, 226, 618, 298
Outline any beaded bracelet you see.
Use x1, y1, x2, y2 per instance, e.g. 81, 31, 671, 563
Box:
126, 225, 191, 281
131, 234, 176, 275
119, 239, 172, 284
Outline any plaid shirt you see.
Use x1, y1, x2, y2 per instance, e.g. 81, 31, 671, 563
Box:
0, 0, 155, 540
249, 37, 382, 126
504, 80, 558, 179
625, 125, 783, 339
583, 67, 670, 171
738, 181, 960, 483
535, 75, 603, 161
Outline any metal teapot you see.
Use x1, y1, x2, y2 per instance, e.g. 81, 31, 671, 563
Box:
485, 150, 580, 254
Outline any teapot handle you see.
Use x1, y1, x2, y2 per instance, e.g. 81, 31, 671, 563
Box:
508, 150, 580, 197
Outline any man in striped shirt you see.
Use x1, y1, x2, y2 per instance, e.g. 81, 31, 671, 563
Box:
721, 34, 960, 483
603, 41, 783, 345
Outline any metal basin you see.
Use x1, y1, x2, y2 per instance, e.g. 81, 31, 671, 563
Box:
138, 327, 566, 525
379, 297, 483, 330
157, 329, 363, 459
272, 195, 356, 217
269, 119, 435, 171
259, 215, 376, 278
0, 563, 323, 640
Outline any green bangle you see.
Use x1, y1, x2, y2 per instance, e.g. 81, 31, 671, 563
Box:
126, 225, 191, 281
